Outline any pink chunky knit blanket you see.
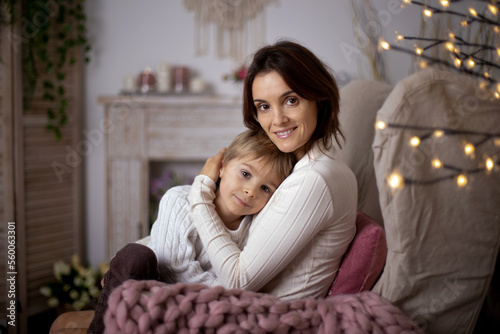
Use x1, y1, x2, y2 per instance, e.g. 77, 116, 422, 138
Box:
104, 280, 422, 334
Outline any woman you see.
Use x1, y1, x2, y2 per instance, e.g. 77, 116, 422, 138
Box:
188, 40, 357, 299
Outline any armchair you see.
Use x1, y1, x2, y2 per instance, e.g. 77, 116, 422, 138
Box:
51, 68, 500, 333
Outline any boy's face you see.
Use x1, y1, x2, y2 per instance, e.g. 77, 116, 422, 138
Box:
215, 157, 281, 224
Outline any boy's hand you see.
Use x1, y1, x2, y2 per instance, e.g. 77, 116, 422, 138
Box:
200, 147, 226, 182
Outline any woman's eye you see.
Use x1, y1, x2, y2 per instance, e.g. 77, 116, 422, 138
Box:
256, 104, 269, 112
285, 97, 298, 106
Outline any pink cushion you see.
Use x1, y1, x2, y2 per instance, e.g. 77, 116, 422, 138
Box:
327, 210, 387, 296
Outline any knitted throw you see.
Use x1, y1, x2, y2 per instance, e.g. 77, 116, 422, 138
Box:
104, 280, 423, 334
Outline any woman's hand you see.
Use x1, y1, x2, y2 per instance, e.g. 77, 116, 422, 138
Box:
200, 147, 226, 182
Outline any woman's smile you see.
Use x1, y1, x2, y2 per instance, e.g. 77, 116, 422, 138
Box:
274, 127, 296, 139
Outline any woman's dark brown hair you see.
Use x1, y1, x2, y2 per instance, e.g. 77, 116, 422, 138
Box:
242, 40, 344, 153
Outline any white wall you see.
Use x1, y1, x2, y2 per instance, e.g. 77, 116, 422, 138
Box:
84, 0, 421, 266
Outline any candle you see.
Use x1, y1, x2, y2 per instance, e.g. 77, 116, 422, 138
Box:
122, 75, 137, 92
138, 67, 156, 93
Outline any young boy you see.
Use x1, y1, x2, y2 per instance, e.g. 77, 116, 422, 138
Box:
87, 130, 295, 333
148, 129, 296, 285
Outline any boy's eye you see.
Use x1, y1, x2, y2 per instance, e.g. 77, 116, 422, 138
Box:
241, 171, 250, 178
261, 185, 271, 193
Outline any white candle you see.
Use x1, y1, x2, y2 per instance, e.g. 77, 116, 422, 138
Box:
123, 75, 137, 92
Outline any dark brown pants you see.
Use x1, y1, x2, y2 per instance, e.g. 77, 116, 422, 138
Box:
87, 243, 160, 334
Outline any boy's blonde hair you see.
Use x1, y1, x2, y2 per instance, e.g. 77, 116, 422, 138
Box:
223, 130, 297, 183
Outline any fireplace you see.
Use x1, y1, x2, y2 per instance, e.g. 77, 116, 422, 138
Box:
99, 94, 244, 257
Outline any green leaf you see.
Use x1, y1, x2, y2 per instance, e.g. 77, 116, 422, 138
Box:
58, 86, 65, 96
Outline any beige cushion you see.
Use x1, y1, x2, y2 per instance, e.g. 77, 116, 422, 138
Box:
337, 80, 393, 225
371, 68, 500, 334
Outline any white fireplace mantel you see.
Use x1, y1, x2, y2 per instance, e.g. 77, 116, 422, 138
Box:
99, 94, 245, 257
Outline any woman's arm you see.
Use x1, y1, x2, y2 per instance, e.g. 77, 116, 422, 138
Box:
188, 168, 335, 292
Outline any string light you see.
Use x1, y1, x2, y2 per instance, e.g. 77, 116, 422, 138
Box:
432, 158, 443, 169
423, 8, 433, 17
376, 120, 386, 130
453, 57, 462, 68
464, 142, 475, 155
415, 46, 424, 55
434, 130, 444, 138
465, 58, 475, 69
489, 5, 498, 16
486, 157, 494, 171
388, 171, 404, 189
469, 8, 478, 17
440, 0, 450, 8
445, 42, 455, 52
495, 138, 500, 146
379, 40, 390, 50
457, 174, 468, 187
410, 136, 421, 146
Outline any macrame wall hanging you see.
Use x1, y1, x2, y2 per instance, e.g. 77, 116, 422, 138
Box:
184, 0, 278, 62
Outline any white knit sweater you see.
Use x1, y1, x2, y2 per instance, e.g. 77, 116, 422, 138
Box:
148, 185, 251, 286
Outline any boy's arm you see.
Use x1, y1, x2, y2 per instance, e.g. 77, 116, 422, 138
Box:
149, 186, 218, 286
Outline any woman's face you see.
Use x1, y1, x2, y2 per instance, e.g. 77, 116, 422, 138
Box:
252, 71, 318, 160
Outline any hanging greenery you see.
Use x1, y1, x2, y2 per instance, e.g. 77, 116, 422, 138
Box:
1, 0, 91, 140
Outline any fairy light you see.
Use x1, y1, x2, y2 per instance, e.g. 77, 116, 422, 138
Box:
461, 20, 468, 27
457, 174, 468, 187
388, 171, 404, 189
440, 0, 450, 8
497, 47, 500, 57
486, 158, 494, 171
489, 5, 499, 16
396, 33, 404, 41
379, 40, 390, 50
445, 42, 455, 52
420, 60, 428, 68
466, 58, 476, 69
464, 143, 475, 155
376, 120, 386, 130
410, 136, 421, 146
423, 8, 433, 17
433, 130, 444, 138
402, 0, 412, 4
469, 8, 478, 17
495, 138, 500, 146
415, 47, 423, 55
432, 158, 442, 169
454, 57, 462, 68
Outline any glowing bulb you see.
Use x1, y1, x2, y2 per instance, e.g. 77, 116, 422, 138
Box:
410, 136, 421, 147
423, 8, 433, 17
445, 42, 455, 52
466, 58, 475, 69
497, 47, 500, 57
440, 0, 450, 8
495, 92, 500, 99
497, 83, 500, 92
380, 40, 390, 50
464, 143, 475, 155
495, 137, 500, 146
449, 32, 455, 40
433, 130, 444, 138
388, 171, 404, 189
489, 5, 498, 15
396, 34, 404, 41
402, 0, 412, 4
457, 174, 468, 187
461, 20, 468, 27
415, 47, 423, 55
486, 158, 494, 171
454, 58, 462, 68
469, 8, 478, 17
495, 26, 500, 34
376, 121, 386, 130
432, 159, 442, 169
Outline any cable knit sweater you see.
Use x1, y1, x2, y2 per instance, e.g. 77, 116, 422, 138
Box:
148, 185, 251, 286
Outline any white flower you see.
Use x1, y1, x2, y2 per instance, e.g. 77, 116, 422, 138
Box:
69, 290, 79, 300
47, 297, 59, 307
74, 277, 83, 287
54, 260, 71, 280
39, 286, 52, 297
